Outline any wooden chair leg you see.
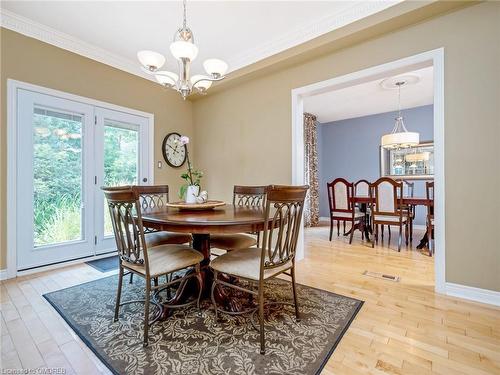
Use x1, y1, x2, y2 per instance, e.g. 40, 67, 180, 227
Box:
405, 222, 409, 245
291, 266, 300, 322
388, 226, 391, 238
409, 211, 414, 241
114, 266, 124, 322
398, 225, 402, 252
337, 220, 340, 236
258, 284, 265, 355
343, 221, 346, 235
129, 273, 134, 284
329, 218, 333, 241
427, 224, 433, 255
143, 278, 151, 347
372, 224, 377, 248
381, 225, 384, 239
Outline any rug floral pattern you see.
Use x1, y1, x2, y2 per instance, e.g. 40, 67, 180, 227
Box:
44, 275, 362, 375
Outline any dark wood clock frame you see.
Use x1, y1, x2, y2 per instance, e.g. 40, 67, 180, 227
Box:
162, 132, 187, 168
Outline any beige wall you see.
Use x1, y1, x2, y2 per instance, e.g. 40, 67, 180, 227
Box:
193, 2, 500, 291
0, 28, 193, 269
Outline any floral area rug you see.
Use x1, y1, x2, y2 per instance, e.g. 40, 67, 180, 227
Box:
43, 275, 363, 375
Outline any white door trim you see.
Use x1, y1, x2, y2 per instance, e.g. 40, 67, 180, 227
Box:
6, 79, 155, 279
291, 48, 446, 294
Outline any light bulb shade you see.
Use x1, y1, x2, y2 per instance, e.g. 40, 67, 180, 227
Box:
137, 50, 165, 70
190, 75, 212, 90
155, 71, 179, 86
405, 152, 430, 162
170, 41, 198, 61
203, 58, 228, 76
381, 131, 419, 149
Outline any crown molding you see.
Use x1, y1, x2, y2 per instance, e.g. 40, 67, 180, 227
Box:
225, 0, 403, 72
1, 2, 401, 84
0, 8, 156, 83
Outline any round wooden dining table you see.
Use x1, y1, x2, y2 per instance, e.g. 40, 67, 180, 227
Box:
140, 204, 269, 311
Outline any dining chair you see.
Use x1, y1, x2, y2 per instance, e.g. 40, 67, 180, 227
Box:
401, 180, 416, 242
105, 185, 192, 284
369, 177, 409, 251
209, 184, 308, 355
133, 185, 192, 247
426, 181, 434, 255
103, 188, 203, 347
354, 179, 370, 197
209, 185, 267, 251
327, 178, 365, 243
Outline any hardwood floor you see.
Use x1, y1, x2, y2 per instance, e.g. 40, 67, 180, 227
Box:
1, 225, 499, 374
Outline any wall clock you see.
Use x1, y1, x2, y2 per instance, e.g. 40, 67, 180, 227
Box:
162, 132, 187, 168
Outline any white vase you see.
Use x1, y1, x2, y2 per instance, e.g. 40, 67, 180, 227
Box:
185, 185, 199, 204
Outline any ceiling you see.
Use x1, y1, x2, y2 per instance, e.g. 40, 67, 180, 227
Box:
0, 1, 401, 82
304, 66, 434, 123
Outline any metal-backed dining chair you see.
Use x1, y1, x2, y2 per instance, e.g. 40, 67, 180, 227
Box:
103, 188, 203, 347
426, 181, 434, 254
210, 185, 267, 251
327, 178, 365, 243
370, 178, 409, 251
133, 185, 192, 247
209, 185, 308, 355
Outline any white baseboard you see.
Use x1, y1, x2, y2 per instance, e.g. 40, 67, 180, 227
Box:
445, 282, 500, 307
0, 269, 8, 281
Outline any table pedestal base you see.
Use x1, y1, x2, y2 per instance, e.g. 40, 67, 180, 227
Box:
157, 233, 247, 318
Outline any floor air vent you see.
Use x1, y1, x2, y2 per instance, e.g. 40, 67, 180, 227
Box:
363, 271, 400, 282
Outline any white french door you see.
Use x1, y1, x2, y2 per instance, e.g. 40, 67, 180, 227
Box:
15, 88, 151, 270
94, 107, 150, 254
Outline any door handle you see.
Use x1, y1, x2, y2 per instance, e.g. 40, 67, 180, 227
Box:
142, 178, 148, 183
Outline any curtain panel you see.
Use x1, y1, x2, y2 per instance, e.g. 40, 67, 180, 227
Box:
303, 112, 319, 227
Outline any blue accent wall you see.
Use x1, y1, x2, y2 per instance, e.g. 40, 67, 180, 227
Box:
318, 105, 433, 225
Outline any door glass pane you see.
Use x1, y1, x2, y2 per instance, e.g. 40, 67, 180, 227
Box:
33, 107, 83, 247
103, 121, 139, 236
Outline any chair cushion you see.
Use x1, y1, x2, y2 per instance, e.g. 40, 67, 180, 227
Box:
331, 209, 365, 219
210, 233, 257, 251
210, 248, 292, 281
124, 244, 203, 277
373, 213, 408, 223
145, 232, 191, 247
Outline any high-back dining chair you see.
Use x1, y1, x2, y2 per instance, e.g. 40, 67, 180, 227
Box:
354, 179, 370, 197
402, 180, 416, 241
327, 178, 365, 243
107, 185, 192, 285
103, 188, 203, 347
370, 178, 409, 251
209, 185, 309, 355
210, 185, 267, 251
426, 181, 434, 254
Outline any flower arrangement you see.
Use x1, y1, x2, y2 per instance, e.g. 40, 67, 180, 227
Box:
175, 136, 203, 201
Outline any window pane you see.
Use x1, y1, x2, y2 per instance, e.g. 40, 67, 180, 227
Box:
103, 122, 139, 236
33, 108, 83, 247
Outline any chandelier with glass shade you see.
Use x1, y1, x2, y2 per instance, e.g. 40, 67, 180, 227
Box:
381, 80, 419, 149
137, 0, 228, 100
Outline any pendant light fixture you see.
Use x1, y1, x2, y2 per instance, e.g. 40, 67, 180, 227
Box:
381, 80, 419, 149
137, 0, 228, 99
